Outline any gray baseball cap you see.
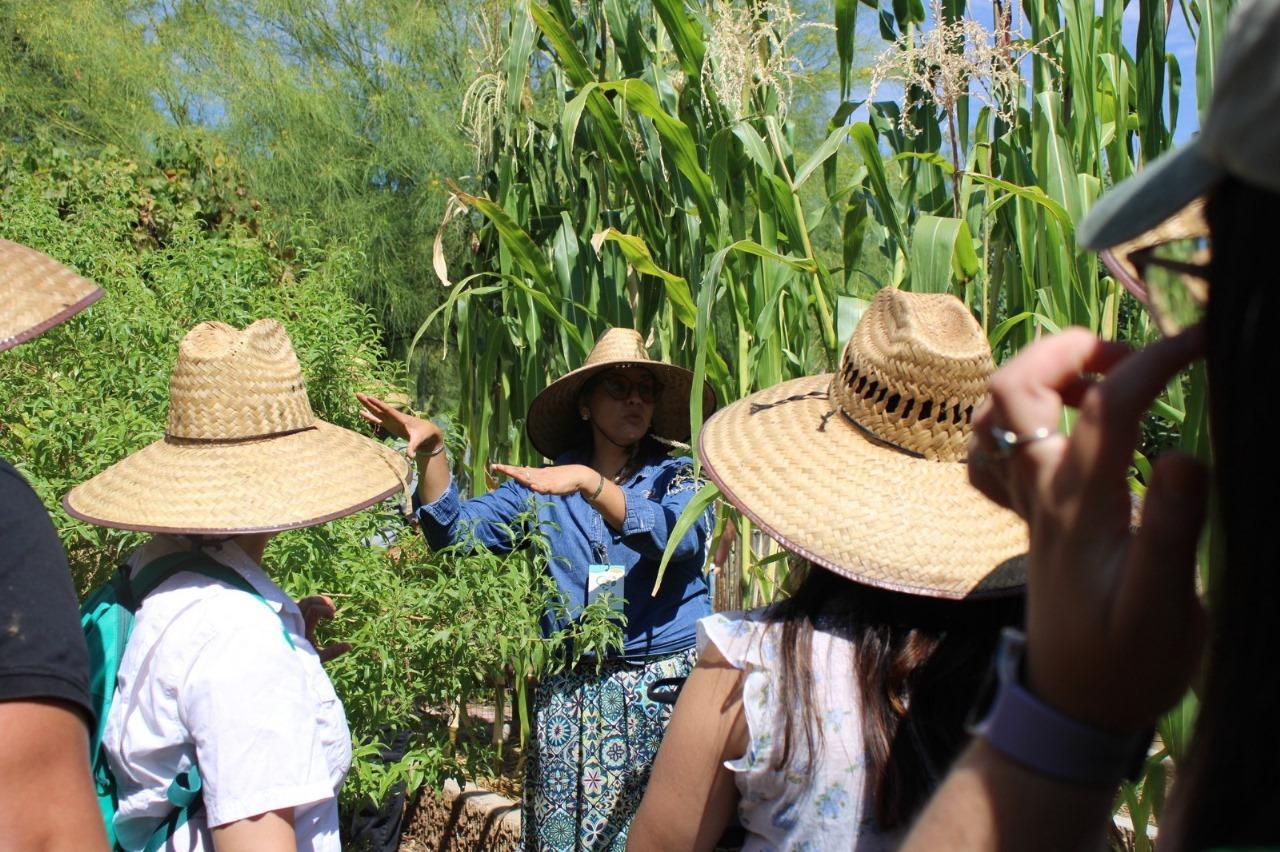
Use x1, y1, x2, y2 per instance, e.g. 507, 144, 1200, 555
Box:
1078, 0, 1280, 250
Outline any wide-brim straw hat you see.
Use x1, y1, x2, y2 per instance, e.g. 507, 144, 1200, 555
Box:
1, 238, 104, 353
699, 289, 1027, 600
526, 328, 717, 460
64, 319, 410, 535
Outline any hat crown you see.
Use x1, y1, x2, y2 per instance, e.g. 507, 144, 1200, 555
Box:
166, 320, 315, 440
829, 290, 993, 462
582, 328, 650, 367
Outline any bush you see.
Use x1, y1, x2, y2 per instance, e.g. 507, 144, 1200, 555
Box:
0, 137, 620, 812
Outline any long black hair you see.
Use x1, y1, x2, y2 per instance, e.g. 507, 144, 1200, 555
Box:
1167, 176, 1280, 847
765, 561, 1022, 828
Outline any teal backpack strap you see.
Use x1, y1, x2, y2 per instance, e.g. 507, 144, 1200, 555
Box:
138, 768, 203, 852
130, 550, 295, 650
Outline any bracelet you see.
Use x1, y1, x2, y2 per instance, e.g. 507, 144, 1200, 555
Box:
588, 473, 605, 502
967, 628, 1153, 788
414, 443, 446, 460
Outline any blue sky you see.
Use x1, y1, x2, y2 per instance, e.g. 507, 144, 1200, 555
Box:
840, 0, 1202, 143
967, 0, 1201, 141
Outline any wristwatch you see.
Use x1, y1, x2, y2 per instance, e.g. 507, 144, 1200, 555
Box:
967, 627, 1154, 789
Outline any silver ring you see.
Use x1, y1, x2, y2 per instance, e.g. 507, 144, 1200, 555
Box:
990, 425, 1059, 457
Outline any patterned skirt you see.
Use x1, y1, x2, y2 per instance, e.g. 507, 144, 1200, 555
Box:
521, 647, 697, 851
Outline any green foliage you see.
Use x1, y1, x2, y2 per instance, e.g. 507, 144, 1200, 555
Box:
0, 137, 620, 809
0, 0, 485, 404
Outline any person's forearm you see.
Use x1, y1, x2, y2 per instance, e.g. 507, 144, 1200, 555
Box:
0, 700, 108, 852
415, 430, 451, 505
581, 474, 627, 530
903, 739, 1115, 852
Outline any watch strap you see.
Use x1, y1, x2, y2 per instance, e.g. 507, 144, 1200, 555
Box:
971, 628, 1154, 789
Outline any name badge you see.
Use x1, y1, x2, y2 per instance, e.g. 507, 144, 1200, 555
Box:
587, 564, 626, 613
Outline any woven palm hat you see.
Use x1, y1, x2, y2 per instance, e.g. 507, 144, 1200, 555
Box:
64, 319, 410, 535
0, 238, 104, 353
699, 289, 1027, 600
526, 328, 717, 460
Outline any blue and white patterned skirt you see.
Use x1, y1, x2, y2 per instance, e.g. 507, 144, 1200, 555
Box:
521, 647, 697, 851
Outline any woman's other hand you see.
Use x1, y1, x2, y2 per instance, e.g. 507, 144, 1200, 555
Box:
969, 327, 1209, 733
297, 594, 352, 664
356, 392, 441, 457
492, 463, 595, 497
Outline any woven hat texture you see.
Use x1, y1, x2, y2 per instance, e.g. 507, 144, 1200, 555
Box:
526, 328, 717, 460
0, 238, 104, 353
65, 319, 409, 534
699, 289, 1027, 599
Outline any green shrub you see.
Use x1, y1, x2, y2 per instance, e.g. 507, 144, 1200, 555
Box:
0, 137, 620, 810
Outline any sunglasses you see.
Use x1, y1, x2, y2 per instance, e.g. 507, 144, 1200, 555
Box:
593, 373, 661, 404
1101, 236, 1210, 337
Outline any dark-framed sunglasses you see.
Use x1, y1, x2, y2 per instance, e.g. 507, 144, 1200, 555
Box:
1101, 235, 1210, 337
593, 372, 662, 404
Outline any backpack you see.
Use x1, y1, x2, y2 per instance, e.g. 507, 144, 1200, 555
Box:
81, 550, 294, 852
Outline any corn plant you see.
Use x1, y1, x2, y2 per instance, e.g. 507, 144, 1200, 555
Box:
421, 0, 1228, 835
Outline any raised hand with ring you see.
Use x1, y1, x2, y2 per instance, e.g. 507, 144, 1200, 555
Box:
970, 325, 1208, 735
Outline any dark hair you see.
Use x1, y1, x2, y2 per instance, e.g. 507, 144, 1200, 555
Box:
766, 561, 1022, 828
1169, 176, 1280, 848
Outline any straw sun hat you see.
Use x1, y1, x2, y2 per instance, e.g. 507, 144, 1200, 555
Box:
699, 289, 1027, 600
64, 320, 410, 535
0, 238, 104, 353
525, 328, 717, 460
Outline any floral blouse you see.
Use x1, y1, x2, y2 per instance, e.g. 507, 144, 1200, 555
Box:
698, 610, 903, 851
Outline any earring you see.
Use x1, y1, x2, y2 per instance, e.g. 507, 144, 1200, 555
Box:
581, 412, 589, 421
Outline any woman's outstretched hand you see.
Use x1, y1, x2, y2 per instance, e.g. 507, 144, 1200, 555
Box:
968, 327, 1209, 734
356, 392, 441, 457
492, 463, 595, 497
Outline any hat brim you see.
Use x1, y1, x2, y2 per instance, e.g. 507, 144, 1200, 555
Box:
526, 360, 717, 460
1078, 141, 1222, 251
64, 421, 409, 535
1, 236, 105, 353
699, 376, 1027, 600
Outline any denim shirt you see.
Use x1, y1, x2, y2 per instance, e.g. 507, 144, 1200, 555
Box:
414, 450, 713, 659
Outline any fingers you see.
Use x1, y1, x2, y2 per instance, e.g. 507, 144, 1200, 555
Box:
1064, 327, 1205, 490
491, 463, 526, 481
355, 392, 387, 415
298, 594, 337, 617
298, 594, 337, 644
971, 330, 1122, 513
318, 642, 354, 665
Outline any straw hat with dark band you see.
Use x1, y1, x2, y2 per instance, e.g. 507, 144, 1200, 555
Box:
526, 328, 717, 461
699, 289, 1027, 600
1, 238, 104, 353
65, 319, 410, 535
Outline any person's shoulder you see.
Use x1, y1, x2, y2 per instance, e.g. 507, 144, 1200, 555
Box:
0, 457, 60, 539
142, 572, 290, 660
696, 608, 776, 670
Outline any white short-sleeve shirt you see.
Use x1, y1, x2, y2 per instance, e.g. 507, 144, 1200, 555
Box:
105, 536, 351, 851
699, 610, 903, 851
